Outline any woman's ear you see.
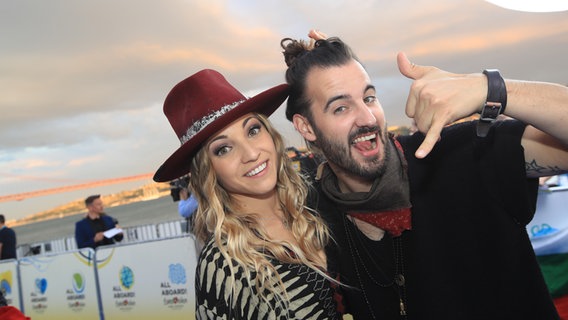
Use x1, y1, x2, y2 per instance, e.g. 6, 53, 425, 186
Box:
292, 114, 317, 142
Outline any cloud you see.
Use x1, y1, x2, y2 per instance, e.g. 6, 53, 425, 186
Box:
1, 0, 567, 220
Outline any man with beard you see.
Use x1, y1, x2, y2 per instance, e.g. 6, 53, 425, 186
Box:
280, 31, 568, 319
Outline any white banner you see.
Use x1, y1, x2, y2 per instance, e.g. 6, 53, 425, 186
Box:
18, 248, 101, 320
95, 235, 198, 320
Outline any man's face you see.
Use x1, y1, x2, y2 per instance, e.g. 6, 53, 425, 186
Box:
301, 60, 389, 179
88, 198, 104, 215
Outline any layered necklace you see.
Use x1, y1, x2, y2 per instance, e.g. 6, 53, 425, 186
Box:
343, 216, 408, 319
317, 135, 412, 319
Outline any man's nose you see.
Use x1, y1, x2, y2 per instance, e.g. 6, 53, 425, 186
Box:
355, 103, 377, 127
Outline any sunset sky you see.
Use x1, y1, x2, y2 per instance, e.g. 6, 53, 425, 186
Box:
1, 0, 567, 221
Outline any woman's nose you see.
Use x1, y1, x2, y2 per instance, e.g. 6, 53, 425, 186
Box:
241, 142, 260, 163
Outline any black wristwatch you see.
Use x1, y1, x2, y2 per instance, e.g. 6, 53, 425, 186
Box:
476, 69, 507, 138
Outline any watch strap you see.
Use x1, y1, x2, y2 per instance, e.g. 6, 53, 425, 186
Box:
477, 69, 507, 138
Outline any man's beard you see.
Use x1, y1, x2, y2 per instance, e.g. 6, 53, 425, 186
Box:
312, 124, 390, 180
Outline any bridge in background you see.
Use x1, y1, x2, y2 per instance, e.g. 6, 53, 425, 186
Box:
0, 173, 154, 202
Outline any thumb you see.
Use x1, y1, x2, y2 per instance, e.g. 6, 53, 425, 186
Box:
397, 52, 432, 80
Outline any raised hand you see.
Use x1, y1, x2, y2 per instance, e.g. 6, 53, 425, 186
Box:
397, 52, 486, 158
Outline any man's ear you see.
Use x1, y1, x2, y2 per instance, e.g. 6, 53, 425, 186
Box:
292, 114, 317, 142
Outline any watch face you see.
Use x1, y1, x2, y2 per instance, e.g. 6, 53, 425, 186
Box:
479, 102, 502, 121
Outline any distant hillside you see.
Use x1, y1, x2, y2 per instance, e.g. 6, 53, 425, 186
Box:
11, 182, 172, 227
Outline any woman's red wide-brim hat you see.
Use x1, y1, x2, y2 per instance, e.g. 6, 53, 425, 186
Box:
153, 69, 289, 182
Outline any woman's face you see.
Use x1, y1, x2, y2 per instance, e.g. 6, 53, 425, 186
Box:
206, 113, 278, 200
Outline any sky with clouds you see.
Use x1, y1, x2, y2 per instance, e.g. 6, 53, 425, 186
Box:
1, 0, 567, 221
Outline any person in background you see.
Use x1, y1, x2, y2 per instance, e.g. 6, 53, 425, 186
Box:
178, 187, 198, 219
280, 31, 568, 319
75, 195, 124, 249
153, 69, 341, 319
0, 214, 16, 260
178, 187, 198, 233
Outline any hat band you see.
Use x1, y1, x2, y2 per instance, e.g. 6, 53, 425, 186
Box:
179, 99, 245, 144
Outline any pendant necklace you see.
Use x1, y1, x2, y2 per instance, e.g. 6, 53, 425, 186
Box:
343, 215, 408, 319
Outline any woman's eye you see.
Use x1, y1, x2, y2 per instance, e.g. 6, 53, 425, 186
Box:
214, 145, 230, 156
248, 124, 261, 137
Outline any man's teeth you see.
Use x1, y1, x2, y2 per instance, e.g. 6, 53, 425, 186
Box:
353, 134, 376, 144
246, 162, 267, 177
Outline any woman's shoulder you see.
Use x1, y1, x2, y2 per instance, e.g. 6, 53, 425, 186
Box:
195, 238, 253, 315
197, 238, 224, 265
196, 238, 241, 278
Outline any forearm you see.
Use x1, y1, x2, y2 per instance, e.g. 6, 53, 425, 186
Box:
398, 52, 568, 160
503, 80, 568, 146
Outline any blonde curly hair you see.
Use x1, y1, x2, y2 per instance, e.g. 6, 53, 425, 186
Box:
189, 113, 332, 309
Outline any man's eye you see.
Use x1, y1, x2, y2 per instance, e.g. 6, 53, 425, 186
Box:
364, 95, 377, 104
333, 106, 347, 114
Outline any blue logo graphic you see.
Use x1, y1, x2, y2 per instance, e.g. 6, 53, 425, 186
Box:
531, 223, 558, 238
35, 278, 48, 294
168, 263, 187, 285
119, 266, 134, 290
0, 279, 11, 295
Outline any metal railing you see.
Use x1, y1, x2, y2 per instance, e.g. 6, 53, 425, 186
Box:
16, 218, 190, 258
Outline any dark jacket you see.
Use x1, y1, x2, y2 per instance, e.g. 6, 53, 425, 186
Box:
75, 215, 122, 249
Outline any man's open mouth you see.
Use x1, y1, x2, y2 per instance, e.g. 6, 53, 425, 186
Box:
352, 133, 377, 152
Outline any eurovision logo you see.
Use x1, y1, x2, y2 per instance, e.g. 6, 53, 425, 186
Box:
35, 278, 48, 294
31, 278, 48, 312
119, 266, 134, 290
114, 265, 136, 310
0, 271, 13, 306
169, 263, 186, 285
72, 272, 86, 294
67, 272, 86, 310
0, 271, 12, 295
162, 263, 189, 309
